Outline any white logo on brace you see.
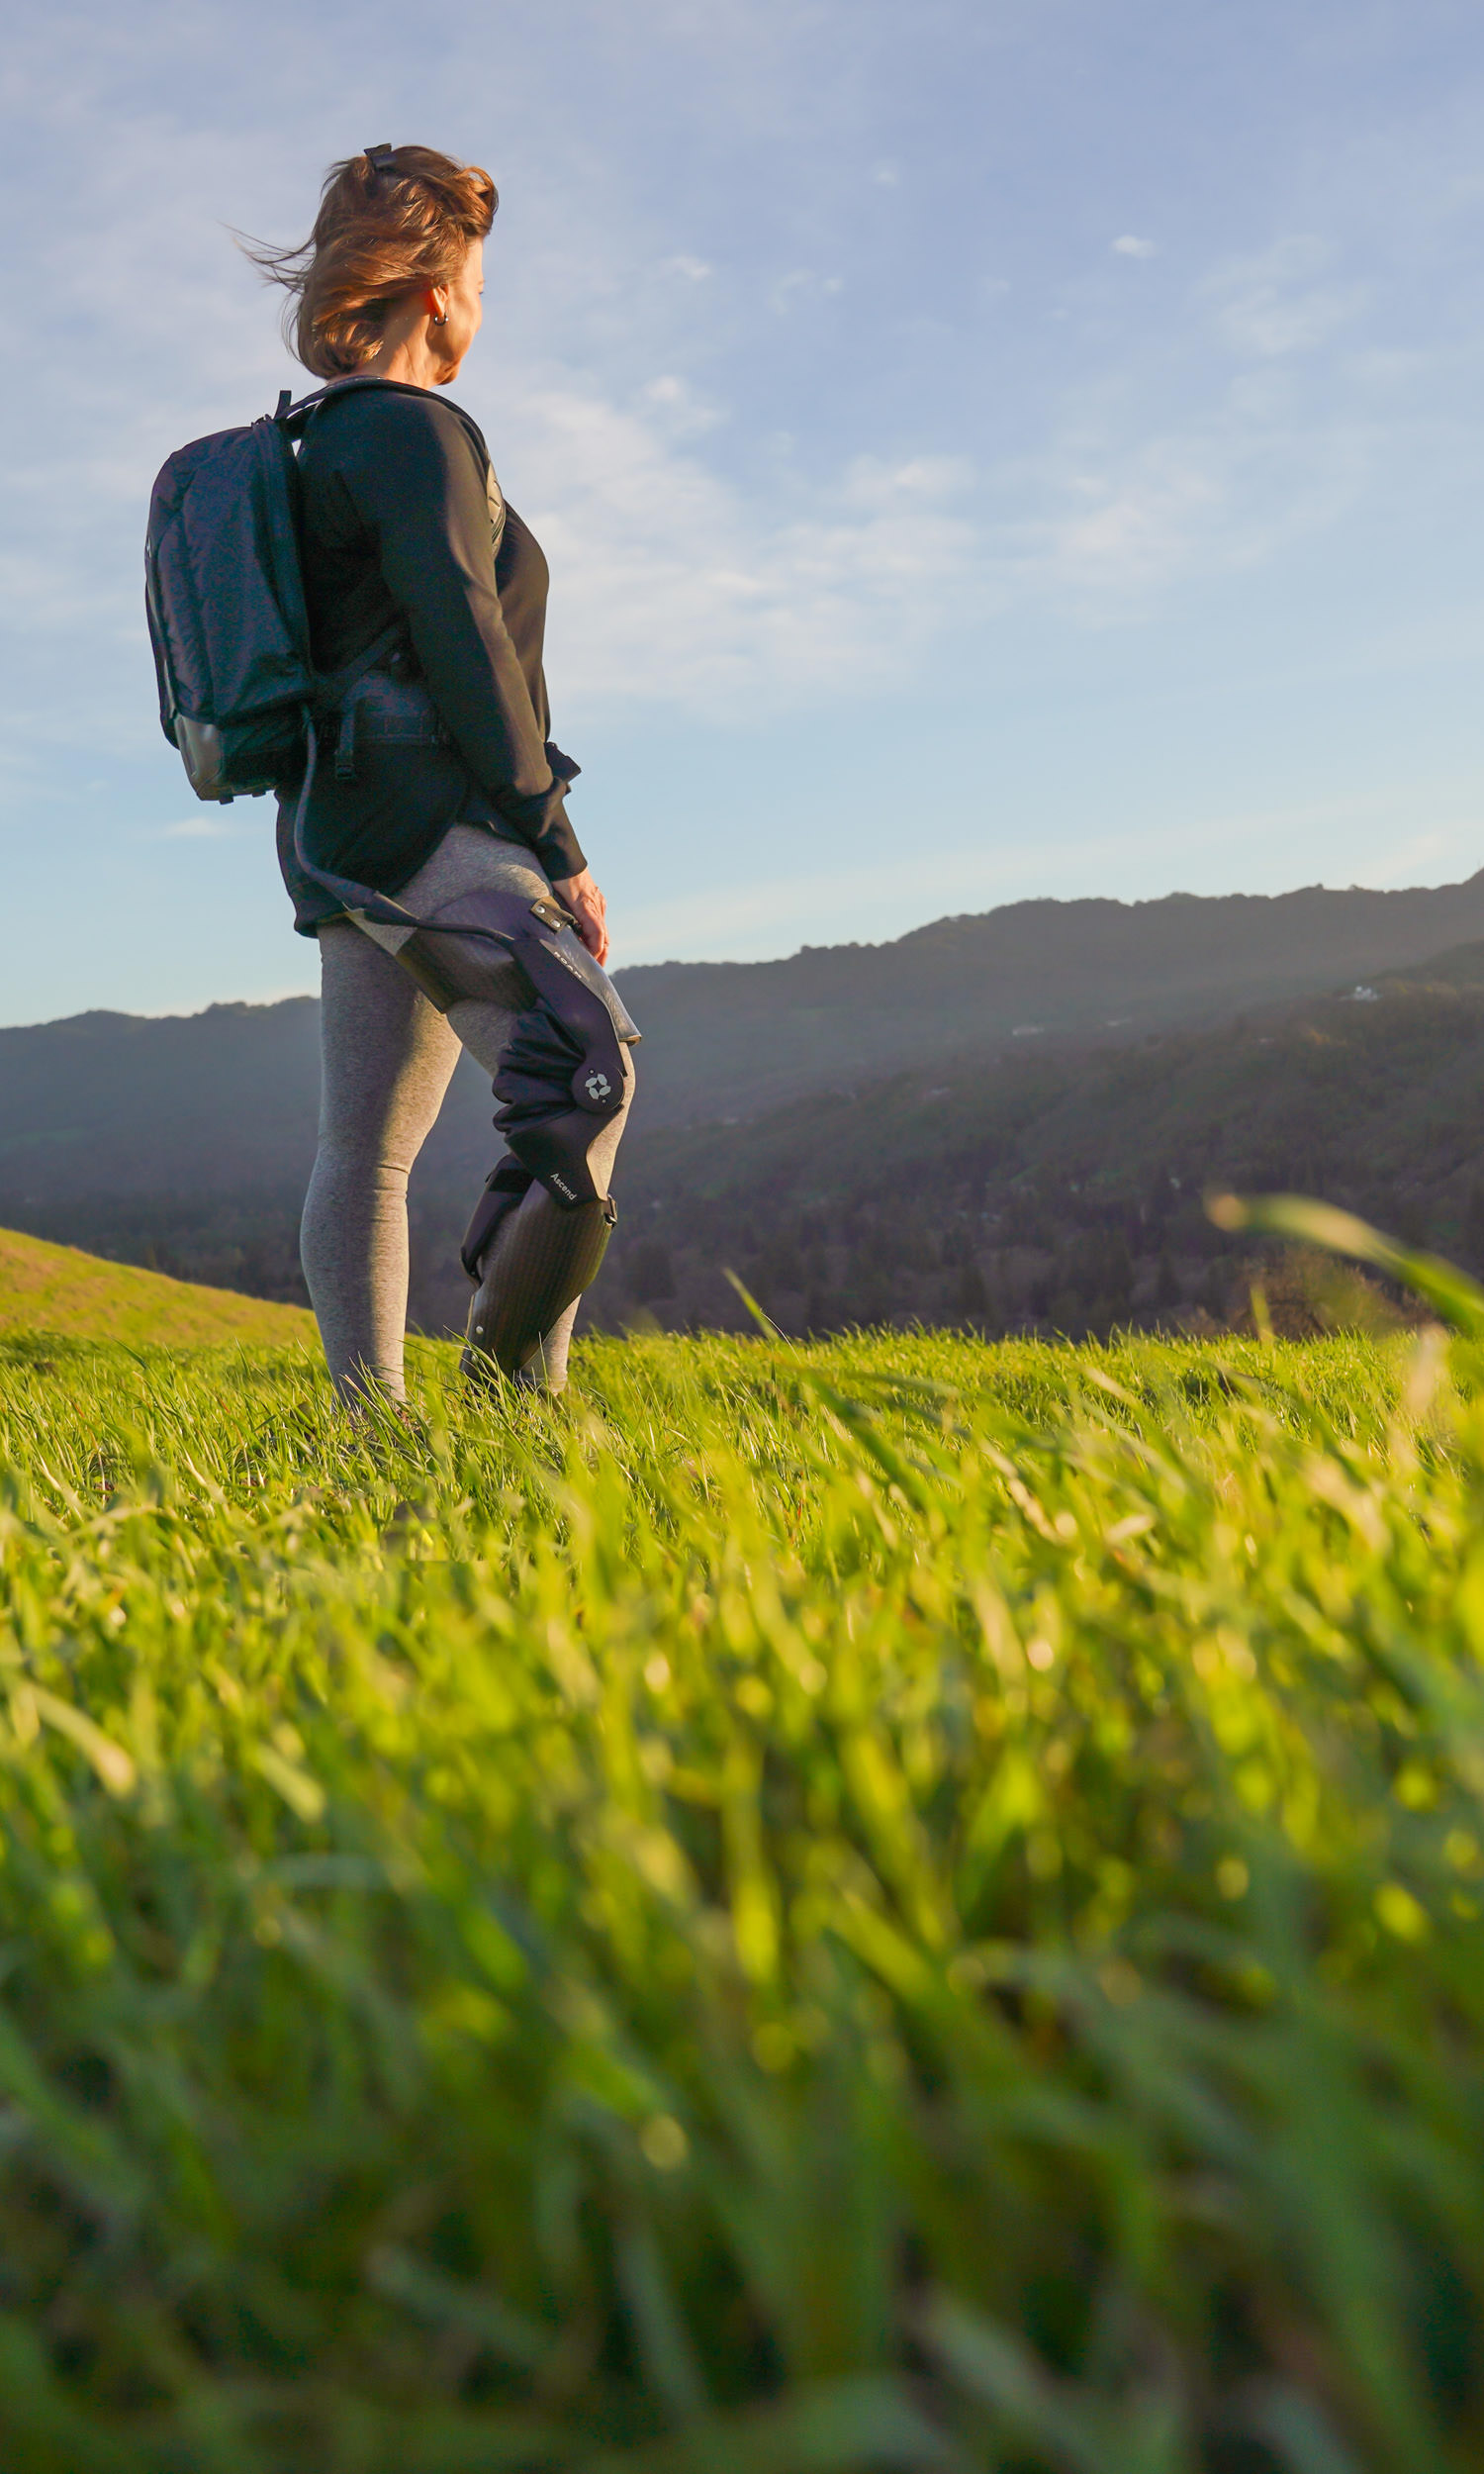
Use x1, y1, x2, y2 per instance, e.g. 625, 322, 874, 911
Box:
586, 1071, 611, 1100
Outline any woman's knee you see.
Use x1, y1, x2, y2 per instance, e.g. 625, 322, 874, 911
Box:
318, 921, 462, 1165
312, 1137, 415, 1180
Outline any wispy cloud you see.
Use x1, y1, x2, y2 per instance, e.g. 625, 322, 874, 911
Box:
768, 268, 845, 315
0, 15, 1463, 743
150, 815, 237, 841
1362, 828, 1458, 887
1202, 235, 1367, 359
614, 783, 1484, 964
1014, 399, 1370, 609
508, 384, 978, 711
990, 224, 1397, 614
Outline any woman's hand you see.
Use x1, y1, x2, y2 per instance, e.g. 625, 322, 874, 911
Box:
552, 869, 610, 967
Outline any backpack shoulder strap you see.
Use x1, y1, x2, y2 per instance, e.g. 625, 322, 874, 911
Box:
318, 619, 407, 708
275, 374, 421, 437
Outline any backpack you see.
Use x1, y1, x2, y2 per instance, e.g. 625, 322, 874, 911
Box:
144, 379, 397, 806
142, 382, 588, 976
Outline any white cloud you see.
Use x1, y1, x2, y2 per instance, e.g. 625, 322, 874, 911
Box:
995, 222, 1398, 614
769, 268, 844, 314
0, 5, 1469, 814
150, 815, 238, 840
1004, 363, 1377, 615
1202, 235, 1366, 359
1031, 447, 1227, 597
1361, 828, 1453, 887
638, 373, 722, 434
509, 379, 978, 711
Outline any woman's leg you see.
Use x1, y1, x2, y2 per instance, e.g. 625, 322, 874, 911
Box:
444, 959, 632, 1394
302, 920, 462, 1400
389, 826, 636, 1393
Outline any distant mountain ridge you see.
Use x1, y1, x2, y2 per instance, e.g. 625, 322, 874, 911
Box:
7, 869, 1484, 1335
612, 869, 1484, 1118
595, 932, 1484, 1341
0, 998, 324, 1200
8, 869, 1484, 1194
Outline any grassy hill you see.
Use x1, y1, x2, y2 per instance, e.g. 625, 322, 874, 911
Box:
0, 1318, 1478, 2464
0, 1226, 316, 1348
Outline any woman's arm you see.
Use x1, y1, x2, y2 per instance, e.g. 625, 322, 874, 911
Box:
338, 395, 588, 885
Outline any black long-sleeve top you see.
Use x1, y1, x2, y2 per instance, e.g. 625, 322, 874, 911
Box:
276, 377, 586, 934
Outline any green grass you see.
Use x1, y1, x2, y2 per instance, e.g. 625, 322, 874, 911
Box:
0, 1227, 315, 1348
0, 1318, 1481, 2471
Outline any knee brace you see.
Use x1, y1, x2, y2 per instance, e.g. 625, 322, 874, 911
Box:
291, 742, 635, 1220
460, 1154, 534, 1283
355, 887, 632, 1375
462, 1183, 617, 1380
386, 887, 638, 1210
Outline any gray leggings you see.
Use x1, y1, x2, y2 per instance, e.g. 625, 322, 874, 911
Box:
301, 824, 633, 1400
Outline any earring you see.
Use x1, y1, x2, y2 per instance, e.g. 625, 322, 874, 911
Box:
431, 308, 448, 328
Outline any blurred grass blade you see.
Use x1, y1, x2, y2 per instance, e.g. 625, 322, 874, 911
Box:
1243, 2383, 1367, 2474
366, 2244, 552, 2369
917, 2295, 1134, 2474
28, 1686, 136, 1797
1207, 1189, 1484, 1335
581, 2374, 961, 2471
722, 1268, 788, 1342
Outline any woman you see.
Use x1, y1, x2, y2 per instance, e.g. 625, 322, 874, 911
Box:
255, 143, 633, 1402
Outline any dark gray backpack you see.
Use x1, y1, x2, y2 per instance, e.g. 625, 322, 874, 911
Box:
144, 380, 394, 805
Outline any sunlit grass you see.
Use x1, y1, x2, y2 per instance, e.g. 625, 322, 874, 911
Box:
0, 1318, 1479, 2469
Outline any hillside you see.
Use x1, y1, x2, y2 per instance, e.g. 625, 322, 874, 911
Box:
589, 939, 1484, 1339
9, 879, 1484, 1338
614, 868, 1484, 1118
0, 1227, 316, 1348
7, 868, 1484, 1204
0, 996, 325, 1200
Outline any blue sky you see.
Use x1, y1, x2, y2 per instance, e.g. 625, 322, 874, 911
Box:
5, 0, 1484, 1023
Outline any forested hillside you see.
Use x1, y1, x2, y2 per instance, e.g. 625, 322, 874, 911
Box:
588, 939, 1484, 1338
614, 867, 1484, 1117
9, 866, 1484, 1178
8, 888, 1484, 1340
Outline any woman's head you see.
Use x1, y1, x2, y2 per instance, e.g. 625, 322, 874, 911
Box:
251, 144, 497, 381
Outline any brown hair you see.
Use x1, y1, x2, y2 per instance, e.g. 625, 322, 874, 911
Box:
246, 144, 498, 378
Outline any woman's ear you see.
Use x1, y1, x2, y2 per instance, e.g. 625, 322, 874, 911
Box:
427, 286, 449, 329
